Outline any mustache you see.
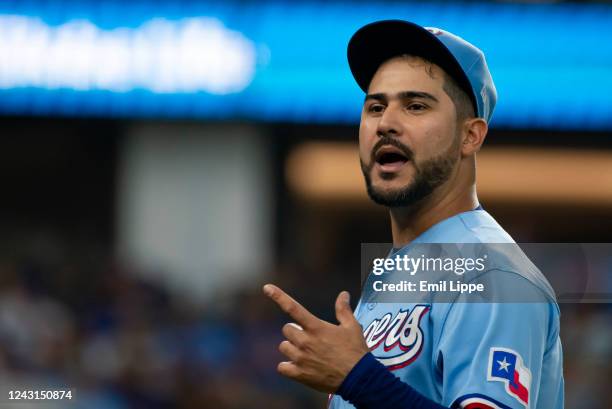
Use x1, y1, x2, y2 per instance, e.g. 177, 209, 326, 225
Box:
370, 137, 414, 164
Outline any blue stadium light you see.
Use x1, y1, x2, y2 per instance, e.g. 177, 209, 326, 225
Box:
0, 1, 610, 130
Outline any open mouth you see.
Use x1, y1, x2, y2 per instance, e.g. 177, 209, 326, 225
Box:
375, 146, 409, 172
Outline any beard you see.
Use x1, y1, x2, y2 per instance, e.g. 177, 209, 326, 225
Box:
361, 136, 460, 208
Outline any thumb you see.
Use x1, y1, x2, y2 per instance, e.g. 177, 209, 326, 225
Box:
335, 291, 355, 325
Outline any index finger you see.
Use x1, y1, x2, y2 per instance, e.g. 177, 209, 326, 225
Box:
263, 284, 319, 329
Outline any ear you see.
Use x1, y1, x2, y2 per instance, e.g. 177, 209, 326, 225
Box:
460, 118, 488, 157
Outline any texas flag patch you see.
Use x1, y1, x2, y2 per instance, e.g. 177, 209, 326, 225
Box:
487, 348, 531, 408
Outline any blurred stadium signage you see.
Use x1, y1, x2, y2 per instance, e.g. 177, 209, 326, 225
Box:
0, 1, 610, 130
0, 15, 256, 94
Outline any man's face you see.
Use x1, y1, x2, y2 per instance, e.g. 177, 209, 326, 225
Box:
359, 56, 462, 207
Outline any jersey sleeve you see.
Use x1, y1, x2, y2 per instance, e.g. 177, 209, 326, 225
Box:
433, 270, 561, 409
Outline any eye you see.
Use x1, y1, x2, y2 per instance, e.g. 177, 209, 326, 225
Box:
406, 102, 428, 111
367, 103, 385, 114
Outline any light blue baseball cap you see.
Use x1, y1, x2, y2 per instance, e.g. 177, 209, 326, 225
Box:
348, 20, 497, 123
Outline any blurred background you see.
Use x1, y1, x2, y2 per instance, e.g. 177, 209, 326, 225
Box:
0, 0, 611, 408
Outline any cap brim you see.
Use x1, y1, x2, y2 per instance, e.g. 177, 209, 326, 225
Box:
347, 20, 473, 105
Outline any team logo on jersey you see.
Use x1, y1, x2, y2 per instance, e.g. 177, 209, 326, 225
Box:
487, 347, 531, 407
362, 305, 429, 371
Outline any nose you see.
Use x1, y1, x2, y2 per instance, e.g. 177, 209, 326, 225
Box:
376, 104, 403, 138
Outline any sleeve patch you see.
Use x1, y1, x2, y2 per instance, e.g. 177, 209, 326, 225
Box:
487, 347, 532, 407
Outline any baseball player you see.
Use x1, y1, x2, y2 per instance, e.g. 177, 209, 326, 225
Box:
264, 20, 563, 409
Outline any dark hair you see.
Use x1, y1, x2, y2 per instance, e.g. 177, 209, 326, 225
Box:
441, 71, 475, 123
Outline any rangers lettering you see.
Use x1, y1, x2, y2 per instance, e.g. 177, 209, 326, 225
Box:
362, 305, 429, 370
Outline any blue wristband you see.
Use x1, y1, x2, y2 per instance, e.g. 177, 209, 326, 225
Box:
336, 352, 449, 409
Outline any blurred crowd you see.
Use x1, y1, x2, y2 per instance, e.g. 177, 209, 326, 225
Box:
0, 233, 610, 409
0, 233, 322, 409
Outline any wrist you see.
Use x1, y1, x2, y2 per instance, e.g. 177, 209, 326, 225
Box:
336, 352, 378, 396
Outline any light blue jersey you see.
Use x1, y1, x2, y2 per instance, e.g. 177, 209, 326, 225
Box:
329, 209, 564, 409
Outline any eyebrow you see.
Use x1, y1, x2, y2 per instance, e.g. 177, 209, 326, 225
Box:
364, 91, 439, 103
